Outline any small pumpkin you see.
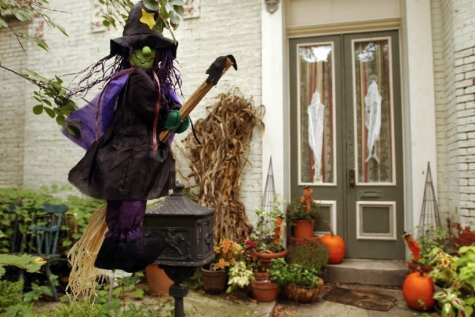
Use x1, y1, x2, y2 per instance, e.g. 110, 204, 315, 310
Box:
320, 221, 345, 264
402, 271, 435, 311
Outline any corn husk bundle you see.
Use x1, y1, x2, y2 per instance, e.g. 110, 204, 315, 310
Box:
181, 88, 265, 242
66, 205, 108, 302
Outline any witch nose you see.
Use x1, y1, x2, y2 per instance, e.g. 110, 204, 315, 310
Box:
142, 46, 152, 57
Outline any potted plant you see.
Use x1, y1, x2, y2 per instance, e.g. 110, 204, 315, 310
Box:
428, 246, 475, 316
286, 188, 319, 240
226, 259, 254, 293
269, 257, 324, 303
248, 197, 287, 270
404, 225, 448, 273
200, 238, 242, 294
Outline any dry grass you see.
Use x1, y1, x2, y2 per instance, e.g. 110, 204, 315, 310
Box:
181, 88, 265, 242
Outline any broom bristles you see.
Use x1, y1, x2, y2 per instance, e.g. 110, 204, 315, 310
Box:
66, 204, 108, 302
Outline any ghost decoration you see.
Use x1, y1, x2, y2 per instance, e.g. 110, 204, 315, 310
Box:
307, 91, 325, 181
364, 75, 382, 163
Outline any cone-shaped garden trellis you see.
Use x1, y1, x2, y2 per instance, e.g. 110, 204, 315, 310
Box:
417, 162, 441, 241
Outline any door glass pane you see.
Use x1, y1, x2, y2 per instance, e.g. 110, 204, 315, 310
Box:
353, 38, 394, 184
298, 43, 335, 184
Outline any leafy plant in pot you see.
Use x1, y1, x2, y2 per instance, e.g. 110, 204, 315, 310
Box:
248, 197, 287, 270
201, 238, 242, 294
286, 187, 319, 240
269, 257, 324, 303
404, 225, 448, 273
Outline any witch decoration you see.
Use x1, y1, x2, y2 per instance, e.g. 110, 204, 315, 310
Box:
64, 1, 236, 275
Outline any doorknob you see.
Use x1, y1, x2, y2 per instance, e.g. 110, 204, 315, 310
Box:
349, 169, 356, 188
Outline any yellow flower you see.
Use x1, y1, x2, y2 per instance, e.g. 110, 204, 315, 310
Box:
34, 257, 46, 264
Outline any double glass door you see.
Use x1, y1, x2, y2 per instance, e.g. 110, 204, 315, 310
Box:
289, 30, 405, 259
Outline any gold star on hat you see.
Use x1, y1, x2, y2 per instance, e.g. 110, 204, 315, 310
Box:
140, 9, 156, 29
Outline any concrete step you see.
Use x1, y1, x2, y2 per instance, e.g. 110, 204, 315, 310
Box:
323, 259, 408, 286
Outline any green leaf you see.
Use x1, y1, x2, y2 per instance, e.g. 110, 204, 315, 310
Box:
56, 24, 68, 37
36, 39, 49, 51
170, 11, 180, 26
55, 75, 63, 85
42, 98, 52, 106
33, 105, 44, 115
25, 69, 49, 83
174, 5, 184, 16
44, 107, 55, 118
66, 125, 81, 138
143, 0, 159, 11
0, 17, 7, 28
14, 10, 32, 22
56, 115, 65, 126
102, 20, 110, 27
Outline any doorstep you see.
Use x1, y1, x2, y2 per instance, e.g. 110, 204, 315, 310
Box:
323, 259, 408, 286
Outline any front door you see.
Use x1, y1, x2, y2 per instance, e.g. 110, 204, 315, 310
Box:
289, 30, 405, 260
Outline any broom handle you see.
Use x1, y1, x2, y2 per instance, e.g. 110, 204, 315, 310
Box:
159, 57, 235, 143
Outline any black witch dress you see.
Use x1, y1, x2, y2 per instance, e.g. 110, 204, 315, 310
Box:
68, 67, 178, 201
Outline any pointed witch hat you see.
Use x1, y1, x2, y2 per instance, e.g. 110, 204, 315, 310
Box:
110, 1, 178, 58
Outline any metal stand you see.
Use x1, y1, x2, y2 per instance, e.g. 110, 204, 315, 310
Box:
161, 265, 195, 317
169, 283, 188, 317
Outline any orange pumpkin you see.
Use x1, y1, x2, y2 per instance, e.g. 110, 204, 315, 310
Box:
320, 228, 345, 264
402, 271, 435, 311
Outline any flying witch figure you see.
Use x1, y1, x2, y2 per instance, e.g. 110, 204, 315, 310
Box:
63, 1, 236, 275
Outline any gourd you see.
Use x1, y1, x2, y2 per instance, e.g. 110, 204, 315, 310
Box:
320, 222, 345, 264
402, 271, 435, 311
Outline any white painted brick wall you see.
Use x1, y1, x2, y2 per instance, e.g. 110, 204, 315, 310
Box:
0, 0, 263, 225
0, 19, 27, 187
432, 0, 475, 229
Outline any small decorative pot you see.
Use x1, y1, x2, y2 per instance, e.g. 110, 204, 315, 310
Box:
293, 220, 315, 239
250, 279, 279, 302
282, 277, 324, 303
200, 267, 228, 294
145, 264, 174, 295
255, 249, 288, 270
406, 260, 432, 273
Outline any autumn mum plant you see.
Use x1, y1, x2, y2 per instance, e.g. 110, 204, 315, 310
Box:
210, 238, 243, 271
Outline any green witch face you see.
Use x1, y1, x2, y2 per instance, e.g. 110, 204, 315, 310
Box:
129, 46, 157, 68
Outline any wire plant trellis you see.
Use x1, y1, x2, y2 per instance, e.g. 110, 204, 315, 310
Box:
417, 162, 441, 240
262, 157, 276, 211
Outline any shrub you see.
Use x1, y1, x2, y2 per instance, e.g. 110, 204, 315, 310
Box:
0, 280, 23, 312
287, 241, 329, 275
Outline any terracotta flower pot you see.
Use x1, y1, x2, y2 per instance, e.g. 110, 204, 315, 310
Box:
406, 260, 432, 273
282, 277, 324, 303
200, 267, 228, 294
255, 249, 288, 270
250, 279, 279, 302
145, 264, 174, 295
293, 220, 315, 239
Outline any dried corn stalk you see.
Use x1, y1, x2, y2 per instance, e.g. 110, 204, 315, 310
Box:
182, 88, 265, 242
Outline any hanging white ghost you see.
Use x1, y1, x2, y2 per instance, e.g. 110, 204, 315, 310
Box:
365, 75, 382, 163
307, 91, 325, 181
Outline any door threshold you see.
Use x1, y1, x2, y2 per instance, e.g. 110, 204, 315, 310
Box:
324, 258, 408, 287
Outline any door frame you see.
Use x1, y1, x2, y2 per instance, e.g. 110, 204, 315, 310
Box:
261, 1, 438, 260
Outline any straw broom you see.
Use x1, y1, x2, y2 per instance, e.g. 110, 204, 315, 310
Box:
66, 205, 108, 302
159, 57, 235, 143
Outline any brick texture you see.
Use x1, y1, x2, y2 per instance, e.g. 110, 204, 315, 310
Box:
0, 0, 263, 223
